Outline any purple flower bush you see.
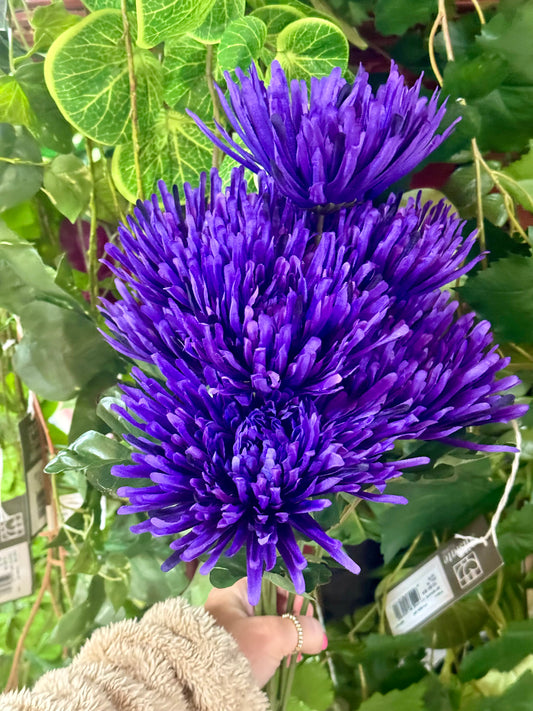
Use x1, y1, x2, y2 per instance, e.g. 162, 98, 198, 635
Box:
102, 62, 526, 604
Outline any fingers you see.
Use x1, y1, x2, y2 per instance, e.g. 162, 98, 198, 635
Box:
275, 612, 326, 657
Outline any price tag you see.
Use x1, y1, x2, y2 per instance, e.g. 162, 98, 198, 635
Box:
385, 517, 503, 635
0, 495, 32, 604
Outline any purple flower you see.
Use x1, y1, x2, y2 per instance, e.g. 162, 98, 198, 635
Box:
113, 364, 425, 604
189, 61, 457, 209
101, 173, 481, 406
100, 171, 407, 403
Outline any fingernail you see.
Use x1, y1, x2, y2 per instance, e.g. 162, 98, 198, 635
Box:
321, 633, 328, 651
296, 653, 303, 663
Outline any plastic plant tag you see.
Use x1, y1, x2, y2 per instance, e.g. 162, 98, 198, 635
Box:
385, 517, 503, 635
0, 495, 33, 604
19, 413, 48, 537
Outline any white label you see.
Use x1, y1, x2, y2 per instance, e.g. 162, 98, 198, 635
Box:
385, 556, 454, 634
0, 542, 33, 604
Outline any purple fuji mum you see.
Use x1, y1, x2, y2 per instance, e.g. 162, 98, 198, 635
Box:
189, 61, 457, 209
113, 364, 426, 604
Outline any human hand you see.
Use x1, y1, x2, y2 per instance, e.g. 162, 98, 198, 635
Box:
205, 578, 327, 687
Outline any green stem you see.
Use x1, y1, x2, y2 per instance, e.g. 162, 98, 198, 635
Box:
121, 0, 144, 200
85, 139, 99, 313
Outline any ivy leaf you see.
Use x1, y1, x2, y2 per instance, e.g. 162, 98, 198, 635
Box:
136, 0, 217, 48
275, 18, 348, 82
191, 0, 245, 43
291, 660, 334, 711
0, 124, 43, 211
461, 255, 533, 344
358, 679, 427, 711
250, 4, 305, 36
43, 154, 91, 223
45, 10, 163, 145
374, 0, 437, 36
111, 110, 213, 202
217, 16, 267, 73
13, 303, 119, 401
15, 62, 73, 153
0, 76, 37, 129
29, 0, 81, 54
163, 36, 212, 120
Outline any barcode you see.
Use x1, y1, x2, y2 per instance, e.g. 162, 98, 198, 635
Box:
392, 587, 421, 620
0, 573, 13, 592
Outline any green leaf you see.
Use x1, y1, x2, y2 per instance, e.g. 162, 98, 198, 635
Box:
471, 671, 533, 711
378, 458, 502, 562
461, 255, 533, 344
111, 110, 213, 202
45, 430, 132, 496
0, 124, 43, 211
0, 221, 77, 314
495, 171, 533, 213
291, 660, 334, 711
43, 154, 91, 223
275, 18, 348, 82
358, 679, 427, 711
217, 16, 267, 73
13, 303, 119, 400
443, 52, 509, 101
45, 10, 163, 145
460, 620, 533, 681
71, 539, 100, 575
250, 4, 305, 36
129, 553, 189, 605
422, 595, 489, 648
82, 0, 135, 11
498, 505, 533, 565
474, 85, 533, 153
191, 0, 246, 43
163, 36, 212, 120
104, 577, 129, 611
96, 393, 147, 438
1, 201, 40, 242
0, 76, 37, 128
136, 0, 217, 48
69, 372, 119, 443
374, 0, 437, 36
504, 140, 533, 182
477, 4, 533, 85
15, 62, 73, 153
286, 700, 314, 711
29, 0, 81, 54
443, 163, 494, 208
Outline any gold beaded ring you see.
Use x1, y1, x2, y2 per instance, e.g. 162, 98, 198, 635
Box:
281, 612, 304, 655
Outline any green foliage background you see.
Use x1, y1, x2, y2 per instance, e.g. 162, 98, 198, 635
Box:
2, 0, 533, 709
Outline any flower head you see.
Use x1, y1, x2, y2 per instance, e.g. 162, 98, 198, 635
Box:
114, 364, 425, 604
189, 61, 457, 209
